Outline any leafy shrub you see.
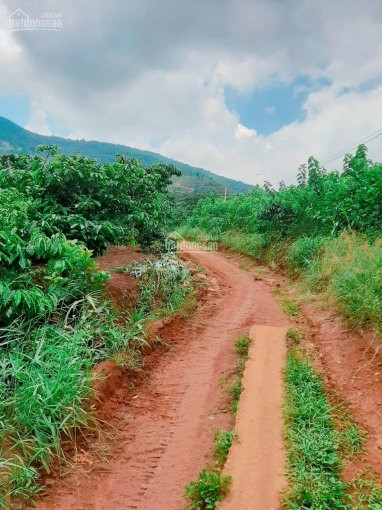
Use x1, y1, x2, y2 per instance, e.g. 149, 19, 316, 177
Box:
0, 231, 109, 325
235, 335, 251, 358
214, 429, 234, 466
0, 146, 181, 503
184, 469, 232, 510
115, 254, 192, 315
184, 144, 381, 242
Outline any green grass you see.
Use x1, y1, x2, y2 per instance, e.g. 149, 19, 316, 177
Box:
175, 226, 217, 243
284, 329, 382, 508
0, 304, 150, 504
0, 254, 193, 505
350, 473, 382, 509
229, 335, 251, 415
284, 236, 326, 275
220, 231, 266, 261
235, 335, 251, 358
340, 424, 365, 458
286, 328, 302, 346
229, 378, 242, 415
280, 297, 299, 317
283, 350, 349, 509
184, 469, 232, 510
332, 402, 366, 459
306, 233, 382, 334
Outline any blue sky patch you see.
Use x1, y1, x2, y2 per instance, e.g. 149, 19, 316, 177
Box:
0, 94, 30, 126
0, 95, 71, 137
225, 76, 330, 135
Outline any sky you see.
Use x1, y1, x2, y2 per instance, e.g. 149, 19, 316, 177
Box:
1, 0, 382, 185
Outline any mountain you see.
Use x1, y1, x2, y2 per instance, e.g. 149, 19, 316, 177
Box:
0, 116, 252, 195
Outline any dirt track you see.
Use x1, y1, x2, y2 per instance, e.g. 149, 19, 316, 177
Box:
36, 250, 288, 510
220, 325, 287, 510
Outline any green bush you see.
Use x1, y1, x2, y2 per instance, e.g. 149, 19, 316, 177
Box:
184, 144, 381, 242
235, 335, 251, 358
184, 469, 232, 510
285, 236, 326, 274
214, 429, 234, 466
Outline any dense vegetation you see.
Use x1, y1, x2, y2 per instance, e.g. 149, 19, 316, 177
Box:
181, 144, 382, 334
0, 147, 190, 505
0, 146, 180, 253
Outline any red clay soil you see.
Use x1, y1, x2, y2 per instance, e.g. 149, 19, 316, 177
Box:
96, 245, 152, 309
298, 302, 382, 481
35, 250, 288, 510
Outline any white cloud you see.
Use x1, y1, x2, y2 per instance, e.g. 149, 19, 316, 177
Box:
0, 4, 21, 61
215, 55, 284, 92
24, 102, 51, 135
235, 123, 257, 142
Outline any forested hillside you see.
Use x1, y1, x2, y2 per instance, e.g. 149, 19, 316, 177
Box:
0, 116, 252, 195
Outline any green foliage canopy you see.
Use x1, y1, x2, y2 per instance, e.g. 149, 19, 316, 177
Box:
187, 145, 382, 240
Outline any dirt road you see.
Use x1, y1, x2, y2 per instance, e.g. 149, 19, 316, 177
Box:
36, 250, 288, 510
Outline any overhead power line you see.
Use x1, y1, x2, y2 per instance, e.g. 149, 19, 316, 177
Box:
322, 129, 382, 165
275, 127, 382, 186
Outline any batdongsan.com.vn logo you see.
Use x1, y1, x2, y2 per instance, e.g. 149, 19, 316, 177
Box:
165, 234, 218, 253
9, 8, 63, 32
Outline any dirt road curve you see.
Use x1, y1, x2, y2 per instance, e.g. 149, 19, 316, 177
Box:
37, 250, 288, 510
